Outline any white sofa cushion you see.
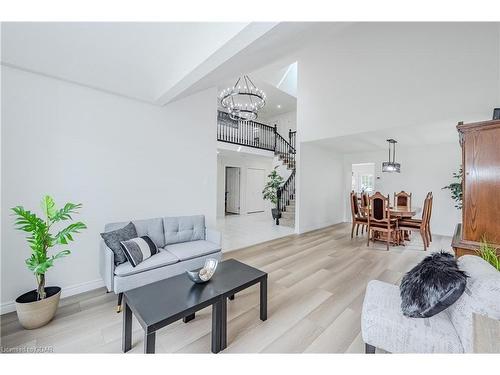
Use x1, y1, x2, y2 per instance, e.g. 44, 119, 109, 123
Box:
114, 249, 178, 277
362, 280, 464, 353
165, 240, 221, 261
447, 255, 500, 352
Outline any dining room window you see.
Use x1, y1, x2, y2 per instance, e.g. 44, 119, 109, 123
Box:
352, 163, 375, 194
360, 174, 374, 193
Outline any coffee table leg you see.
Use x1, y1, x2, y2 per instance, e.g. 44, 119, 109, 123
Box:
211, 301, 221, 353
144, 332, 156, 354
122, 301, 132, 352
183, 313, 195, 323
220, 297, 227, 350
260, 277, 267, 321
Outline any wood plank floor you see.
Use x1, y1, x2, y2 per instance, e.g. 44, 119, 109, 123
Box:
0, 223, 453, 353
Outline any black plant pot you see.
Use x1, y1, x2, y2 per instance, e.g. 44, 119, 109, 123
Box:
271, 208, 281, 219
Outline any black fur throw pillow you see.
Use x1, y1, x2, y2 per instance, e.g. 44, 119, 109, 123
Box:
400, 251, 467, 318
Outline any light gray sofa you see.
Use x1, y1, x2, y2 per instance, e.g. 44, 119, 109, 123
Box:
100, 215, 222, 310
361, 255, 500, 353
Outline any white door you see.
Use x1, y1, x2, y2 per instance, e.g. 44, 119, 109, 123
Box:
225, 167, 240, 214
246, 168, 266, 213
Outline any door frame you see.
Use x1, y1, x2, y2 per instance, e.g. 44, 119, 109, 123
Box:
224, 166, 241, 215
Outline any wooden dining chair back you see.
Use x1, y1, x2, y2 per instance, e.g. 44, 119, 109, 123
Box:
399, 193, 431, 250
350, 191, 367, 238
361, 192, 369, 213
367, 192, 398, 250
426, 192, 433, 242
394, 191, 412, 209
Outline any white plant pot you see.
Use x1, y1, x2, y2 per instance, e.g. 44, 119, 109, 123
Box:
15, 286, 61, 329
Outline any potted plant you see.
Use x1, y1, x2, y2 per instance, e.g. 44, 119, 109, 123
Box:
262, 170, 284, 221
11, 196, 86, 329
442, 167, 463, 209
476, 237, 500, 271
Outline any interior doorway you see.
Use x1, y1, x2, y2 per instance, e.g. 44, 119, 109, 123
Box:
351, 163, 375, 194
225, 166, 241, 215
246, 167, 265, 213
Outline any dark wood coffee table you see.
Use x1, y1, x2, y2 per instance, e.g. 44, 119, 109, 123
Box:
122, 259, 267, 353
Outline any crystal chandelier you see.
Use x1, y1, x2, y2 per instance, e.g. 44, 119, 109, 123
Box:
219, 75, 266, 121
382, 139, 401, 173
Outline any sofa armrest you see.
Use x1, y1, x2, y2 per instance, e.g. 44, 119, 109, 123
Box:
206, 228, 222, 247
99, 240, 115, 292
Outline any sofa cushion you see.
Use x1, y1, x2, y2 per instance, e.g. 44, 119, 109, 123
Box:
105, 217, 165, 248
120, 236, 158, 267
114, 249, 178, 277
362, 280, 463, 353
165, 240, 220, 262
400, 252, 467, 318
163, 215, 205, 245
446, 255, 500, 353
101, 222, 138, 266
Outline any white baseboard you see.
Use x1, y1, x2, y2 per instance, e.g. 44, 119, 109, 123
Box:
0, 278, 105, 315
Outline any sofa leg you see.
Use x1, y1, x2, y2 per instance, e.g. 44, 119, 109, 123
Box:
365, 343, 376, 354
183, 313, 195, 323
116, 293, 123, 313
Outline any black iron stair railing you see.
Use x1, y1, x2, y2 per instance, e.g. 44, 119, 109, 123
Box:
276, 169, 296, 225
217, 111, 275, 151
217, 110, 297, 225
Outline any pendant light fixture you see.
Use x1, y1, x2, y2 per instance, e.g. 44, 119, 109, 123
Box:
219, 75, 266, 121
382, 139, 401, 173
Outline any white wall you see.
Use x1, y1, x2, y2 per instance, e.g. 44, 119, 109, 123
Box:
342, 143, 462, 236
1, 66, 217, 312
261, 110, 296, 139
216, 152, 274, 218
296, 142, 344, 233
296, 23, 499, 233
297, 23, 500, 143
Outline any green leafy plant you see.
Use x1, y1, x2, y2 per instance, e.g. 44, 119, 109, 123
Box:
262, 170, 284, 207
11, 196, 87, 300
476, 237, 500, 271
442, 167, 463, 209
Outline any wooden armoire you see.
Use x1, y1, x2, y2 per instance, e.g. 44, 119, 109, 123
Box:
452, 119, 500, 257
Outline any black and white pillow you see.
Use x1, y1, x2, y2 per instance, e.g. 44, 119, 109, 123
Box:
120, 236, 158, 267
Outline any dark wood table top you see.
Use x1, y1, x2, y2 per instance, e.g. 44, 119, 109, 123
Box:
362, 205, 420, 218
124, 259, 266, 330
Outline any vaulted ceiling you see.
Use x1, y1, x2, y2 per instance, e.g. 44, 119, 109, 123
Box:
1, 22, 343, 106
0, 22, 270, 103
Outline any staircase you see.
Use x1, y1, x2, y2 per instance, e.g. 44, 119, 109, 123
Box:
217, 111, 296, 227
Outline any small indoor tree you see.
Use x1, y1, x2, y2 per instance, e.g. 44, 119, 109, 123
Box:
12, 196, 87, 300
262, 170, 284, 218
442, 167, 463, 209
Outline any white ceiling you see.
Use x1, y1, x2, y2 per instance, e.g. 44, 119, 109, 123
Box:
1, 22, 250, 102
1, 22, 347, 105
314, 121, 459, 154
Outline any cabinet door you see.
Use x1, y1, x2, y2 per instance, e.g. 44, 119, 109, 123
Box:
463, 128, 500, 243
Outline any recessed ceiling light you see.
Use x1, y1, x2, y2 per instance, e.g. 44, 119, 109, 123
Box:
277, 104, 281, 109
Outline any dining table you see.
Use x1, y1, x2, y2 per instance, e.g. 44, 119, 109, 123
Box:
361, 205, 420, 218
361, 205, 421, 245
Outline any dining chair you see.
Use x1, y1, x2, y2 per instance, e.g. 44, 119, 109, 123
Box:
361, 192, 369, 210
350, 191, 368, 238
394, 191, 412, 209
398, 193, 432, 250
366, 192, 399, 250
